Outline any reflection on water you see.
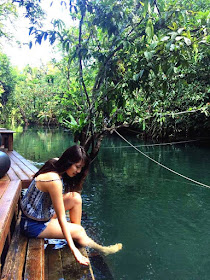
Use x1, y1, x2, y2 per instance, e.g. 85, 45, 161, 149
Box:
13, 127, 75, 167
13, 127, 210, 280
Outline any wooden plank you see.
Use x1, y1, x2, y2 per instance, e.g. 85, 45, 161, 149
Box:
6, 167, 19, 181
45, 244, 64, 280
61, 246, 77, 280
0, 181, 9, 200
0, 130, 15, 133
7, 134, 13, 151
61, 246, 93, 280
88, 253, 114, 279
81, 247, 96, 280
0, 174, 10, 181
8, 158, 29, 181
0, 180, 21, 257
1, 217, 28, 280
6, 151, 38, 188
44, 244, 49, 280
10, 151, 38, 174
24, 238, 45, 280
7, 153, 34, 179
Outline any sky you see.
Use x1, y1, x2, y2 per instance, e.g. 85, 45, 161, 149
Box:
1, 0, 71, 69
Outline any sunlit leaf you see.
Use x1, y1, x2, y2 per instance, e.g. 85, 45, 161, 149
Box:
184, 37, 191, 46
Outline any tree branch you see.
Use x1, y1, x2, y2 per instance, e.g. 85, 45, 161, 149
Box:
78, 13, 91, 109
92, 18, 145, 92
154, 0, 161, 16
78, 4, 95, 153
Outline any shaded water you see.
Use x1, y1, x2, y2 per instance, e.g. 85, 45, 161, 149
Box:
13, 127, 210, 280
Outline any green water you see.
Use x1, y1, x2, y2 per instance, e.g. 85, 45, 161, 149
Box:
13, 127, 210, 280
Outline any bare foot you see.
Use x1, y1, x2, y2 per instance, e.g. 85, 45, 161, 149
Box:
101, 243, 123, 256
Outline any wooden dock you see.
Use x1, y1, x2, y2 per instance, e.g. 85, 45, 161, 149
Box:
0, 149, 95, 279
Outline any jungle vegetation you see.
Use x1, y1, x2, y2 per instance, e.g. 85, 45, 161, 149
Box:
0, 0, 209, 158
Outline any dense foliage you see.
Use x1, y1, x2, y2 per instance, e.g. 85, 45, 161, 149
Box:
0, 53, 16, 120
0, 0, 209, 157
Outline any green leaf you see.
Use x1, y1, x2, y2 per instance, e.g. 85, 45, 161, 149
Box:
44, 32, 48, 41
69, 115, 78, 126
175, 36, 183, 41
143, 0, 148, 17
29, 27, 34, 35
146, 19, 154, 39
66, 42, 69, 52
170, 44, 175, 51
184, 37, 191, 46
133, 70, 144, 81
144, 51, 153, 61
29, 41, 33, 49
161, 36, 170, 41
117, 113, 123, 122
143, 120, 146, 131
177, 28, 185, 34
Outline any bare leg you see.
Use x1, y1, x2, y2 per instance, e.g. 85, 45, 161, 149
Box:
38, 219, 122, 255
86, 239, 123, 256
64, 192, 82, 224
52, 192, 82, 224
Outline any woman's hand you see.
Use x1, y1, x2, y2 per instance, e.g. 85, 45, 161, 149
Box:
72, 247, 90, 266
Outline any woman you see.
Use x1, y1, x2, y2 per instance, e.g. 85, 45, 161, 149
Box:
20, 145, 122, 266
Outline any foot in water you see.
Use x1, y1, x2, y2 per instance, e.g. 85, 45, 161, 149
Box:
101, 243, 123, 256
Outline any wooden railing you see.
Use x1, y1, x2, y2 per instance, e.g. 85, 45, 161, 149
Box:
0, 129, 15, 151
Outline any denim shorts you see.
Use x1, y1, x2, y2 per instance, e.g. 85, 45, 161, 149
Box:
20, 213, 50, 238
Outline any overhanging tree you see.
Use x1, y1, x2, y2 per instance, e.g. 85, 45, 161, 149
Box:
13, 0, 210, 157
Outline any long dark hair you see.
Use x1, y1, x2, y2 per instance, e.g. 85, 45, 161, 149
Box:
33, 145, 90, 192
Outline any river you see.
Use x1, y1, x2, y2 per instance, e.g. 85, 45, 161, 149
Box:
13, 126, 210, 280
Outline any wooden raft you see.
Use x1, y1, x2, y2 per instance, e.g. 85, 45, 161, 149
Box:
45, 245, 94, 280
0, 149, 43, 279
0, 149, 95, 279
5, 150, 38, 188
0, 149, 38, 259
1, 215, 45, 280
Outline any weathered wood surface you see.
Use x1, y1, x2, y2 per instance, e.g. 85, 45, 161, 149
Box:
0, 180, 21, 257
0, 181, 9, 200
45, 244, 95, 280
8, 157, 29, 182
0, 149, 37, 258
0, 149, 38, 271
0, 175, 10, 182
45, 245, 64, 280
1, 217, 44, 280
11, 150, 38, 174
0, 149, 38, 188
8, 152, 35, 178
24, 238, 45, 280
1, 217, 28, 280
3, 150, 39, 188
6, 168, 19, 182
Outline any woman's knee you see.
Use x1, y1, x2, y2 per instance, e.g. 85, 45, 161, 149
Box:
64, 191, 82, 208
72, 192, 82, 205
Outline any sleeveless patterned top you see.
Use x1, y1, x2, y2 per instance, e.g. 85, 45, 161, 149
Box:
20, 178, 62, 221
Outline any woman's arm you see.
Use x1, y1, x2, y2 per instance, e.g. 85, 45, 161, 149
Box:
46, 178, 89, 266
